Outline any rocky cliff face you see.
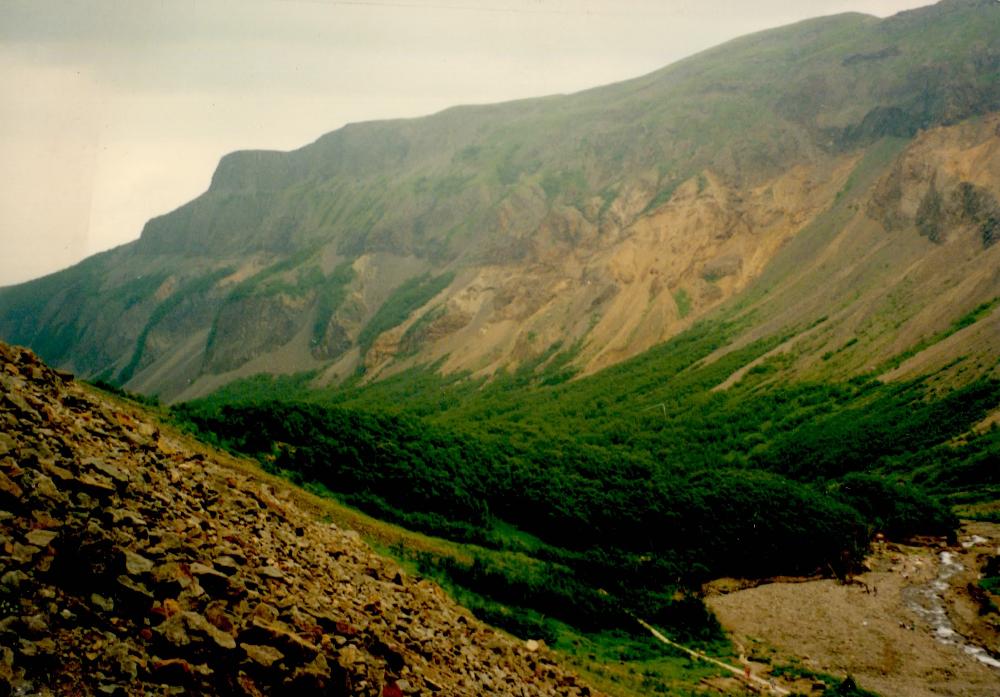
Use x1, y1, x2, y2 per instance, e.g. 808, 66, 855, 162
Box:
705, 113, 1000, 388
0, 341, 599, 696
1, 1, 998, 401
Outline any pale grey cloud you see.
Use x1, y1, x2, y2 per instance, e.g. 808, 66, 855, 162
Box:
0, 0, 930, 286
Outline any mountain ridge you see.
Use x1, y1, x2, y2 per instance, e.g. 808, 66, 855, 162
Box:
1, 0, 999, 401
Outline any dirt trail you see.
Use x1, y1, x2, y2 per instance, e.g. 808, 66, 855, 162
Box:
707, 525, 1000, 697
636, 617, 790, 695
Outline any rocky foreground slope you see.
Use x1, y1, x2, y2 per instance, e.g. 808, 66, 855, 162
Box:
0, 341, 599, 696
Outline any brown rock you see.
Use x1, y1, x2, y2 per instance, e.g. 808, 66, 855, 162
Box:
182, 611, 237, 650
212, 555, 240, 575
289, 653, 339, 692
152, 562, 195, 592
0, 471, 23, 500
91, 593, 114, 612
337, 644, 364, 669
10, 543, 41, 564
33, 472, 67, 503
39, 460, 74, 482
82, 458, 130, 485
190, 563, 230, 595
252, 603, 279, 623
237, 672, 265, 697
20, 613, 48, 637
34, 638, 57, 655
25, 530, 57, 547
108, 508, 146, 527
117, 574, 154, 599
246, 616, 319, 658
258, 565, 285, 580
241, 643, 284, 667
76, 474, 116, 495
156, 614, 192, 648
151, 656, 212, 682
0, 457, 20, 476
204, 602, 236, 634
1, 570, 28, 589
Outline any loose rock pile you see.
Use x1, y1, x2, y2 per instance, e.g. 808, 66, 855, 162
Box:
0, 342, 600, 696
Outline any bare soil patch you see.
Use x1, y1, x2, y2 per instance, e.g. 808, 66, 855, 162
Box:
707, 524, 1000, 696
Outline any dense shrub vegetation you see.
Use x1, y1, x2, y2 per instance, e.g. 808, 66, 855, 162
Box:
174, 319, 997, 641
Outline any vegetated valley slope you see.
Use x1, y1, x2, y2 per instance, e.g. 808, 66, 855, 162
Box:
0, 340, 601, 696
1, 0, 999, 402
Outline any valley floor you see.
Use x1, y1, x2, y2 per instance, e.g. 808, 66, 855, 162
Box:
707, 523, 1000, 697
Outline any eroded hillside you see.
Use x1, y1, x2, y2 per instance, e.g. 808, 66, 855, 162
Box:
699, 113, 1000, 389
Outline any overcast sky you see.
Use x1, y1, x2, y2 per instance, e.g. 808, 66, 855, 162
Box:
0, 0, 931, 287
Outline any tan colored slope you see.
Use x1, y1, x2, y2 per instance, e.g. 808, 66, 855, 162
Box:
700, 113, 1000, 389
581, 161, 857, 375
347, 155, 857, 385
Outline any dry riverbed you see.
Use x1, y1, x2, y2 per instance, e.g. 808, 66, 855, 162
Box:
706, 523, 1000, 697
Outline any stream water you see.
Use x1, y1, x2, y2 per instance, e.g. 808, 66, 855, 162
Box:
901, 541, 1000, 671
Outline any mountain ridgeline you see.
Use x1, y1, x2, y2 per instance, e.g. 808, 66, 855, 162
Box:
1, 0, 999, 402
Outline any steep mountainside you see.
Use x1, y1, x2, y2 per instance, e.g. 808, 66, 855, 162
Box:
1, 0, 999, 400
0, 341, 600, 696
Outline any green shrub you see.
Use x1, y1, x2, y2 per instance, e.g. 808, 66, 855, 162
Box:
835, 472, 956, 540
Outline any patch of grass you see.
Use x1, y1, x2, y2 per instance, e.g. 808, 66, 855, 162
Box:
357, 272, 455, 356
673, 288, 692, 319
310, 260, 356, 350
225, 246, 324, 303
119, 268, 233, 383
555, 626, 729, 697
432, 173, 474, 198
397, 305, 446, 358
598, 186, 619, 219
773, 664, 881, 696
963, 510, 1000, 523
234, 460, 733, 696
642, 178, 683, 215
879, 296, 1000, 372
540, 168, 587, 201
